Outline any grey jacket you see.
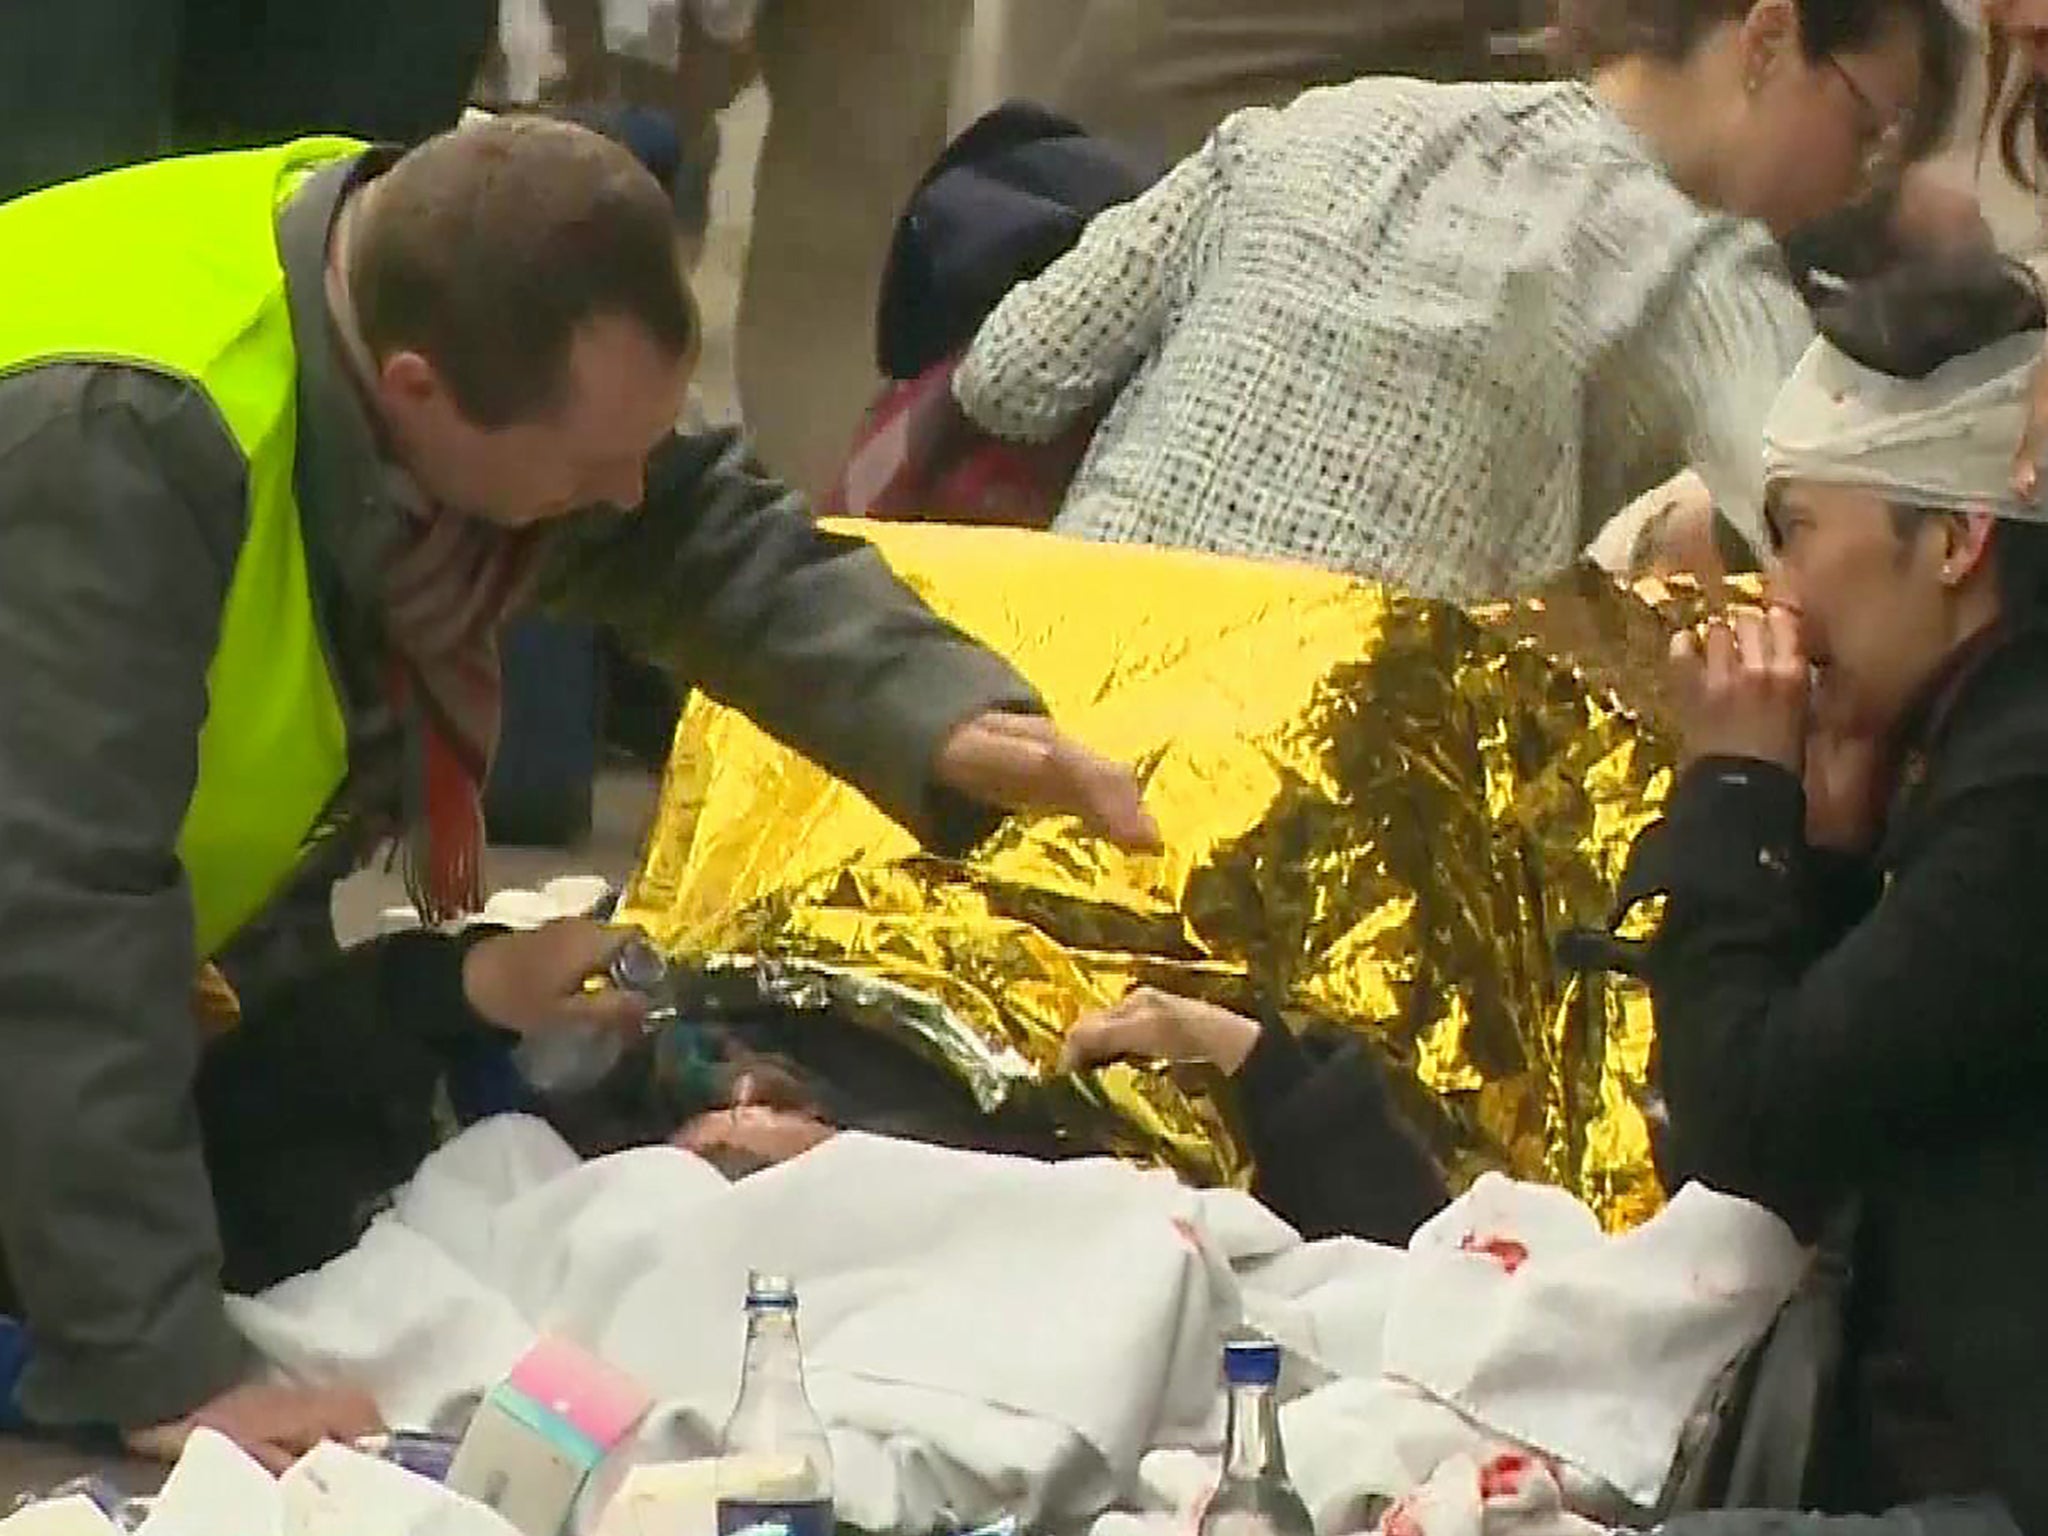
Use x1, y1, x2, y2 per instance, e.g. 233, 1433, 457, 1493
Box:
0, 156, 1035, 1429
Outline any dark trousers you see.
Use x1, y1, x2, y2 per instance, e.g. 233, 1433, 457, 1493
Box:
1008, 0, 1547, 168
0, 0, 496, 201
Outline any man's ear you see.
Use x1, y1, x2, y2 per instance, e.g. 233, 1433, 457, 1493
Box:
375, 349, 444, 412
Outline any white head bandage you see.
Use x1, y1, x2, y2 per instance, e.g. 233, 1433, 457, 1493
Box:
1761, 329, 2048, 521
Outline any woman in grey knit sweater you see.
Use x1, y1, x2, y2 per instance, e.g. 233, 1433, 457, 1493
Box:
953, 0, 1964, 600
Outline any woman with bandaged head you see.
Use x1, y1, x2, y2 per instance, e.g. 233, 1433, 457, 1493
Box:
1602, 252, 2048, 1536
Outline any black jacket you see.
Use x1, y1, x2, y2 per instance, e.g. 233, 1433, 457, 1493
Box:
1611, 625, 2048, 1533
874, 101, 1162, 383
1231, 1015, 1450, 1244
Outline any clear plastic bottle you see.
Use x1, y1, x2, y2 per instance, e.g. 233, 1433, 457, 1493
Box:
714, 1272, 835, 1536
1196, 1335, 1315, 1536
514, 936, 669, 1094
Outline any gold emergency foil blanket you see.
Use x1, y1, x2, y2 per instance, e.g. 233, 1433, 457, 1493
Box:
620, 523, 1700, 1226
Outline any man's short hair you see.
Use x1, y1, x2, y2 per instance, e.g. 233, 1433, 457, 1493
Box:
351, 115, 697, 428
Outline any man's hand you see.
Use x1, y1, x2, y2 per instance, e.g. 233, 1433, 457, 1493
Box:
1671, 606, 1809, 772
934, 711, 1162, 851
1061, 987, 1263, 1076
462, 918, 650, 1036
125, 1381, 385, 1476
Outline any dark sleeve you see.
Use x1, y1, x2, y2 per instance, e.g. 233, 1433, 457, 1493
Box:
344, 927, 508, 1052
1237, 1011, 1450, 1245
198, 924, 515, 1295
0, 366, 258, 1428
1630, 756, 2048, 1237
534, 426, 1043, 854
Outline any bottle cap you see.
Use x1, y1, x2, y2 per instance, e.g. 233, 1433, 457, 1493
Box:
1222, 1335, 1281, 1387
609, 937, 670, 996
747, 1271, 799, 1309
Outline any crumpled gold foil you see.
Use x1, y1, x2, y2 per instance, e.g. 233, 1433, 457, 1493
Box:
621, 524, 1720, 1228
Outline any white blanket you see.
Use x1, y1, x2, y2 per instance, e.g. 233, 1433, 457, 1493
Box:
226, 1120, 1806, 1536
0, 1430, 522, 1536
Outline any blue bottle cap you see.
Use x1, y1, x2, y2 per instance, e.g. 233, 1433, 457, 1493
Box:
747, 1271, 799, 1308
1222, 1336, 1281, 1387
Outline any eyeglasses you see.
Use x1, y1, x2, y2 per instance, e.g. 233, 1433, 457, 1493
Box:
1826, 56, 1911, 191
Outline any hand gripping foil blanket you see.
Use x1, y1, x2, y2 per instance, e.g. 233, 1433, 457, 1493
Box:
619, 523, 1745, 1228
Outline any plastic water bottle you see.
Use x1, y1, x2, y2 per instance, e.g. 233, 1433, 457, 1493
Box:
514, 936, 669, 1094
1197, 1334, 1314, 1536
715, 1272, 835, 1536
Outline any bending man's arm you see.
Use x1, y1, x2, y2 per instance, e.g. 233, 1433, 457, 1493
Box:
537, 425, 1040, 852
0, 367, 255, 1427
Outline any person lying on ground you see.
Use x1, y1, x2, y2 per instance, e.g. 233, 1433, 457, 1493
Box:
173, 950, 1447, 1354
522, 984, 1453, 1246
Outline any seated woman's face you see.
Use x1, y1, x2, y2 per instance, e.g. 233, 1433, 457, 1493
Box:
1767, 481, 1955, 735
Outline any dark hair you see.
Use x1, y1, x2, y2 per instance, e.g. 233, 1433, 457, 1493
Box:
351, 115, 697, 429
1816, 246, 2047, 374
1814, 250, 2048, 614
1555, 0, 1963, 158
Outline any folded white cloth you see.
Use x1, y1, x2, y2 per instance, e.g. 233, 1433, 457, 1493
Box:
1381, 1176, 1805, 1508
2, 1430, 526, 1536
233, 1123, 1265, 1535
1373, 1451, 1614, 1536
0, 1500, 121, 1536
231, 1128, 1804, 1536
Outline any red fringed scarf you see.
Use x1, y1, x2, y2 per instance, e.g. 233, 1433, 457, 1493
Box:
379, 510, 549, 925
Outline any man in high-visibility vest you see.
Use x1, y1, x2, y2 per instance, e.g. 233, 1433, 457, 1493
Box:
0, 116, 1157, 1468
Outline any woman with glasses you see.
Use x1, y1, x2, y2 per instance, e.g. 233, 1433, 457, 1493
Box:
946, 0, 1963, 598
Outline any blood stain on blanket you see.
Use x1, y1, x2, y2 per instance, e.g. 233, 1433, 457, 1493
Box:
1479, 1454, 1536, 1501
1458, 1234, 1530, 1274
1381, 1495, 1426, 1536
